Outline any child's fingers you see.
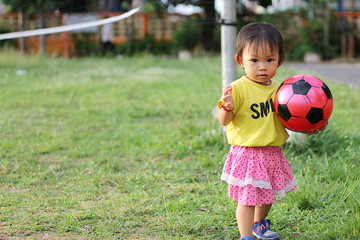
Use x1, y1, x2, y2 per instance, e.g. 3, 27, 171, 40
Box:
224, 94, 232, 102
222, 86, 232, 99
218, 85, 233, 110
223, 85, 232, 94
225, 102, 233, 108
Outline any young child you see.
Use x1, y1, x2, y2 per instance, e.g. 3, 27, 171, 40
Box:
218, 22, 297, 240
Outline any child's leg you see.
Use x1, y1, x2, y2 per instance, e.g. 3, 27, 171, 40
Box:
253, 204, 280, 240
254, 204, 272, 222
236, 203, 255, 238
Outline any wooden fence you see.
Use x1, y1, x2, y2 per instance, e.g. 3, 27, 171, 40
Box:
0, 12, 184, 57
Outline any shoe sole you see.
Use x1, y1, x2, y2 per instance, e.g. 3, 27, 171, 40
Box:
253, 233, 280, 240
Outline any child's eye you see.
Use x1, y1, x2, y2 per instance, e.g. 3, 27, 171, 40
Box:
251, 59, 258, 63
267, 59, 274, 62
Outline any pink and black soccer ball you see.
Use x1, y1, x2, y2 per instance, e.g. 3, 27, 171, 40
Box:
274, 74, 333, 133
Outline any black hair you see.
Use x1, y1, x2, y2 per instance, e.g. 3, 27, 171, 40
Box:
236, 22, 284, 66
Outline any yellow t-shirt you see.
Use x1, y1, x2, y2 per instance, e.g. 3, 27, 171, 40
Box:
219, 76, 289, 147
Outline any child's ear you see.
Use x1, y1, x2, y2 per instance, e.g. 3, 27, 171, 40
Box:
278, 55, 284, 66
234, 55, 244, 68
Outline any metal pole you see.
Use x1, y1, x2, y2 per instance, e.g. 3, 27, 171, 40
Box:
221, 0, 237, 90
338, 0, 347, 59
18, 10, 25, 53
348, 0, 355, 59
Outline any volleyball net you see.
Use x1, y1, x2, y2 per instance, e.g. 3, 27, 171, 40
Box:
0, 8, 139, 41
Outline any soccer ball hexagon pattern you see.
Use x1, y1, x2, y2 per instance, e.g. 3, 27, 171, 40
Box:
274, 74, 333, 133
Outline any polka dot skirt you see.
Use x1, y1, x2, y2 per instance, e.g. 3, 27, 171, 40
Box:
221, 145, 297, 206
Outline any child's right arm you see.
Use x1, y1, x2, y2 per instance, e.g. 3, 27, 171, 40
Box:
218, 85, 234, 126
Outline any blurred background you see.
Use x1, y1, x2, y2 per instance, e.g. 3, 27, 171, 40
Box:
0, 0, 358, 61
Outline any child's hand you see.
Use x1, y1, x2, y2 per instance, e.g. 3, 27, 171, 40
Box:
306, 121, 328, 135
221, 85, 234, 111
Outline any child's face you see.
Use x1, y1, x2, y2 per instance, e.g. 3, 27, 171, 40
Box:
236, 44, 280, 84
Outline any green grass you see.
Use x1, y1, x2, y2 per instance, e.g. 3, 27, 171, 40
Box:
0, 50, 359, 239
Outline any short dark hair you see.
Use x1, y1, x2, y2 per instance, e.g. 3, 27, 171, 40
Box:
236, 22, 284, 66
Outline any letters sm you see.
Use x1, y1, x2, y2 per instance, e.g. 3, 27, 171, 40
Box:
250, 99, 275, 119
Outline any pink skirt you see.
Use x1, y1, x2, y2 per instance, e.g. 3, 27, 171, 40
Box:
221, 145, 297, 206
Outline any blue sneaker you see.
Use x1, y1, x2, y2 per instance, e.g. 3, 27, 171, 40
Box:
240, 237, 255, 240
252, 219, 280, 240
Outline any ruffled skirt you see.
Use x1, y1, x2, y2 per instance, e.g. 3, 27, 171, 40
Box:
221, 145, 297, 206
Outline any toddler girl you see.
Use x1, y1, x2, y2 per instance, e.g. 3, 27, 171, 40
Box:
218, 22, 296, 240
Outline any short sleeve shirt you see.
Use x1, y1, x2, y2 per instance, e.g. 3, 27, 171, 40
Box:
223, 76, 289, 146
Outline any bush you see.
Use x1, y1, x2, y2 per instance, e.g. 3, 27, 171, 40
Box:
117, 34, 173, 56
295, 18, 340, 60
71, 33, 97, 57
173, 20, 202, 51
300, 19, 324, 52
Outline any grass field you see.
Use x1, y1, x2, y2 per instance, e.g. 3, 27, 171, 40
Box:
0, 50, 359, 239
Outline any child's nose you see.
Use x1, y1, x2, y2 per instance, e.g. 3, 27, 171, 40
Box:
259, 63, 267, 70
